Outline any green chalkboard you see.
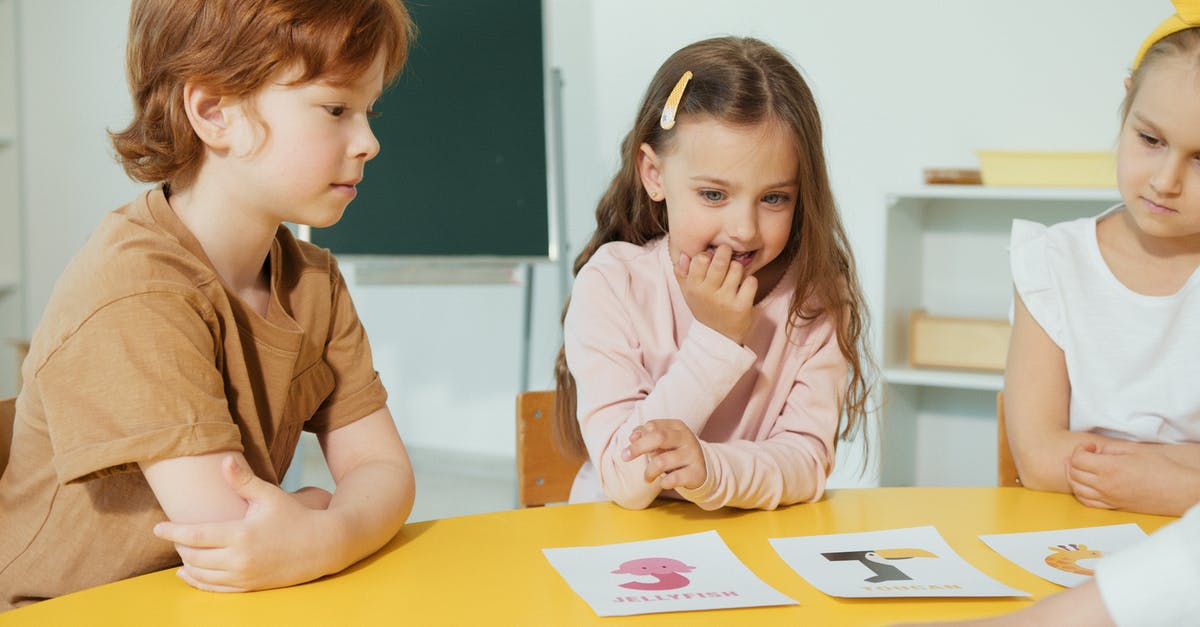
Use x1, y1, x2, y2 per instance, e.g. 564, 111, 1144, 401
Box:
311, 0, 548, 258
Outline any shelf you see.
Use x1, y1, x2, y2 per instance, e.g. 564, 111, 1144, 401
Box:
877, 188, 1117, 486
882, 366, 1003, 392
887, 185, 1122, 204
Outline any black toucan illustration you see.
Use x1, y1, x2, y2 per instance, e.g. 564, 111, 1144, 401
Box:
821, 548, 938, 583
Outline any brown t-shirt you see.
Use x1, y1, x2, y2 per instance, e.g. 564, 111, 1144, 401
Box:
0, 188, 387, 611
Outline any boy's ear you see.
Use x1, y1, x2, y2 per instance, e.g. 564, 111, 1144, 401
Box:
182, 81, 235, 149
637, 143, 664, 201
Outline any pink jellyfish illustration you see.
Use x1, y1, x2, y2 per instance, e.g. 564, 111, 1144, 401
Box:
611, 557, 696, 590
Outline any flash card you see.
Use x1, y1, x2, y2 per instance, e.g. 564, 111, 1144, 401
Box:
543, 530, 796, 616
770, 526, 1029, 598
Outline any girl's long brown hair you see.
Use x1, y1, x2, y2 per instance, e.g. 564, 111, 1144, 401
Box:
554, 37, 875, 465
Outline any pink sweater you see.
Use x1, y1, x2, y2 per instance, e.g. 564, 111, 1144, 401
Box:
563, 237, 846, 510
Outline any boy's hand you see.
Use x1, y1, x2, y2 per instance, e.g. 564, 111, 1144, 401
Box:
1066, 441, 1197, 516
622, 419, 707, 491
675, 245, 756, 345
153, 456, 336, 592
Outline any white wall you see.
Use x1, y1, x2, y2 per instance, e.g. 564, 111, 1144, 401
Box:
15, 1, 1170, 484
18, 0, 142, 329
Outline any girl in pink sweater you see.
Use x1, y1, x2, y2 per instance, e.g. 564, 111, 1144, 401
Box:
554, 37, 873, 511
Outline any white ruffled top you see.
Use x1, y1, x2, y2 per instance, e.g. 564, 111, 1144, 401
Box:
1009, 205, 1200, 442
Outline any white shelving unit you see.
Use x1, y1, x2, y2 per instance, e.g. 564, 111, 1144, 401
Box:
878, 185, 1121, 486
0, 0, 23, 397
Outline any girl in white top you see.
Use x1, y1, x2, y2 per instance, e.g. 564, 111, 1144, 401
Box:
1006, 0, 1200, 517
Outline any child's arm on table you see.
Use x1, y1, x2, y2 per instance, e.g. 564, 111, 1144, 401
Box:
142, 406, 414, 592
1066, 440, 1200, 515
619, 258, 841, 511
564, 247, 757, 510
1004, 291, 1127, 492
622, 419, 707, 493
670, 314, 841, 511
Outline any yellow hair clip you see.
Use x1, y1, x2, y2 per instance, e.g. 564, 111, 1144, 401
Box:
659, 71, 693, 130
1134, 0, 1200, 68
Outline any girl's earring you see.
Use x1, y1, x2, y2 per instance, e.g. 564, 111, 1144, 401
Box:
649, 190, 661, 201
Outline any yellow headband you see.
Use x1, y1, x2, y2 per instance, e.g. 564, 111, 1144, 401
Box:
659, 71, 693, 130
1133, 0, 1200, 69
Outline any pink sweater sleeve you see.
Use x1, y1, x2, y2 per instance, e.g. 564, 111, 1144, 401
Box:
563, 266, 756, 510
676, 315, 844, 510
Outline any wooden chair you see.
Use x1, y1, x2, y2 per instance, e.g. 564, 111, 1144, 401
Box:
516, 390, 585, 507
0, 396, 14, 476
996, 391, 1021, 487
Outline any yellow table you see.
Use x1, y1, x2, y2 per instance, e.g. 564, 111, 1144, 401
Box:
1, 487, 1175, 626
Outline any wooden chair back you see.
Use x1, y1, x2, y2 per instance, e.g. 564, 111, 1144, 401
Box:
516, 390, 584, 507
0, 396, 14, 476
996, 392, 1021, 487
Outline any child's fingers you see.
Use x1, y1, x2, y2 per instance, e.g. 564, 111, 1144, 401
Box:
720, 254, 745, 293
1067, 447, 1108, 475
735, 274, 757, 307
176, 565, 245, 593
674, 252, 692, 281
685, 251, 712, 290
646, 448, 704, 486
624, 420, 693, 463
660, 465, 706, 491
1066, 463, 1116, 510
1068, 473, 1100, 497
1069, 474, 1114, 509
173, 544, 233, 571
622, 425, 668, 461
1066, 455, 1100, 484
1073, 492, 1113, 510
703, 246, 733, 289
154, 521, 229, 549
642, 448, 689, 482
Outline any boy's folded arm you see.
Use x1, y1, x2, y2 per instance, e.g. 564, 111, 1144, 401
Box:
314, 405, 415, 569
140, 451, 253, 524
142, 407, 414, 592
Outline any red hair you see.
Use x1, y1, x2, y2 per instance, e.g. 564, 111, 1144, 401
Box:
110, 0, 414, 189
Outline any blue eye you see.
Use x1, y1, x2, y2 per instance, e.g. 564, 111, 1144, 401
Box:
762, 192, 790, 206
700, 189, 725, 203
